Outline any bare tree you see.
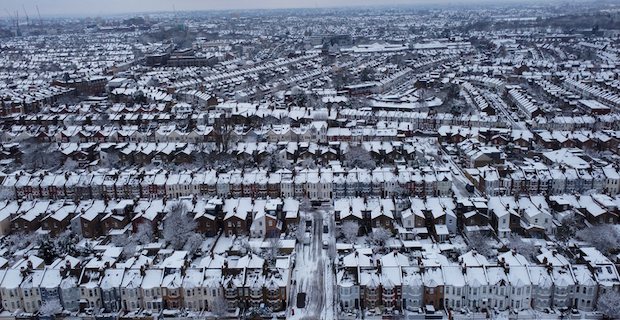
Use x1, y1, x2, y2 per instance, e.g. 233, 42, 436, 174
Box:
597, 290, 620, 319
0, 188, 15, 200
366, 227, 392, 248
466, 232, 494, 258
214, 115, 233, 153
343, 145, 376, 169
300, 196, 312, 213
577, 224, 620, 255
20, 139, 62, 170
264, 237, 282, 266
211, 295, 228, 317
39, 299, 63, 316
506, 233, 538, 262
163, 201, 198, 250
99, 151, 122, 169
289, 223, 305, 243
340, 221, 359, 244
4, 232, 39, 255
134, 222, 154, 245
183, 232, 205, 255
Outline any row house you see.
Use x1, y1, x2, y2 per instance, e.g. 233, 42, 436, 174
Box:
3, 165, 454, 203
337, 250, 612, 314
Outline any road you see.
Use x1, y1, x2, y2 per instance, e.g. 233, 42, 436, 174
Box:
288, 207, 336, 320
438, 146, 482, 198
486, 91, 525, 130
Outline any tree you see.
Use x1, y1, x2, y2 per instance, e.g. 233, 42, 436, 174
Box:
360, 67, 375, 82
366, 227, 392, 248
577, 224, 620, 255
99, 151, 121, 169
39, 299, 63, 316
38, 234, 57, 265
261, 152, 289, 172
63, 158, 80, 171
466, 232, 494, 258
597, 290, 620, 319
341, 221, 359, 244
183, 232, 205, 255
300, 196, 312, 213
4, 232, 38, 255
343, 145, 376, 169
211, 295, 228, 316
39, 231, 79, 264
506, 233, 538, 262
263, 237, 282, 266
163, 202, 198, 250
0, 188, 14, 200
289, 223, 305, 243
556, 215, 579, 244
134, 222, 154, 245
20, 139, 62, 170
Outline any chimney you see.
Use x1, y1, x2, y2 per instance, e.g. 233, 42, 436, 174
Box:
140, 265, 146, 276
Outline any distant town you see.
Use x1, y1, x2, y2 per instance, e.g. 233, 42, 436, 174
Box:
1, 2, 620, 320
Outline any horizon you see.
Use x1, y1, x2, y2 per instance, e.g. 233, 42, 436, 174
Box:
1, 0, 595, 19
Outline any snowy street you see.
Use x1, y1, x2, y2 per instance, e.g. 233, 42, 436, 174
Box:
288, 208, 336, 320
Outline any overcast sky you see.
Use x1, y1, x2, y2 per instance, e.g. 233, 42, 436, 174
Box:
4, 0, 539, 18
